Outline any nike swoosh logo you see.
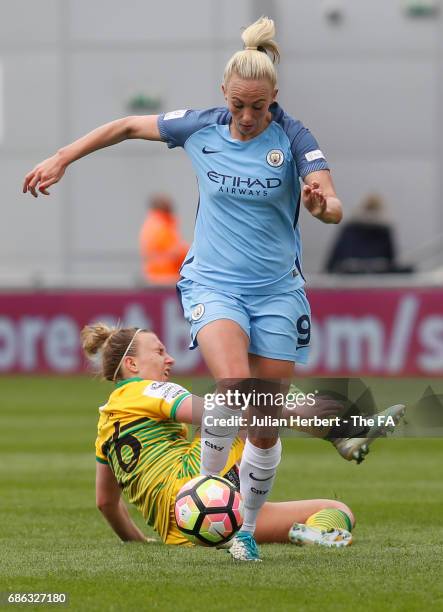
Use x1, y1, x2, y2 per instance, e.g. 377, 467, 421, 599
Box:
249, 472, 273, 482
204, 428, 227, 438
202, 146, 221, 154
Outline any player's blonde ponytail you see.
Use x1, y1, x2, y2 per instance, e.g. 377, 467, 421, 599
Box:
224, 17, 280, 87
81, 323, 114, 357
81, 323, 147, 381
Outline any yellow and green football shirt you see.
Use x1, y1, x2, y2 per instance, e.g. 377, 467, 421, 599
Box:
95, 377, 243, 543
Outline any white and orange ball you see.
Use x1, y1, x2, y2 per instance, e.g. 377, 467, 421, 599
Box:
174, 475, 243, 546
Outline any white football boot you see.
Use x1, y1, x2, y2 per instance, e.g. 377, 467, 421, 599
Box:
289, 523, 352, 548
333, 404, 406, 464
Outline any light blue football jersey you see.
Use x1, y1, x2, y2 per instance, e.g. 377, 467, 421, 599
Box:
158, 103, 329, 294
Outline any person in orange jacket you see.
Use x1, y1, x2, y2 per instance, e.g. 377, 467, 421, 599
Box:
139, 194, 189, 284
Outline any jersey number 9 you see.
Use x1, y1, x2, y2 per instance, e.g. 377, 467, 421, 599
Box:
296, 314, 311, 347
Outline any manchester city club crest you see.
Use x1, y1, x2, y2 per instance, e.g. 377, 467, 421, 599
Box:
266, 149, 284, 167
191, 303, 205, 321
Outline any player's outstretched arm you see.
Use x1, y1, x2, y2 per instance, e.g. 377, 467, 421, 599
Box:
174, 395, 205, 425
23, 114, 161, 197
303, 170, 343, 224
96, 462, 150, 542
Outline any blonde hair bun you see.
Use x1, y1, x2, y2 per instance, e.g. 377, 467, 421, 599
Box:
81, 323, 114, 357
241, 16, 280, 63
224, 17, 280, 87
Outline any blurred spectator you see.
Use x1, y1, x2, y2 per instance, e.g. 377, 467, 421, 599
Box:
325, 194, 413, 274
139, 194, 189, 284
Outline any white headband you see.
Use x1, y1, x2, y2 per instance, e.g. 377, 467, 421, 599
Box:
112, 328, 143, 381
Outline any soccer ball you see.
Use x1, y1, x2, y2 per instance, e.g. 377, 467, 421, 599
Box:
174, 475, 243, 546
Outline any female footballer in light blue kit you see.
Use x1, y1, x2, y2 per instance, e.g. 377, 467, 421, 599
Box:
23, 18, 343, 561
162, 18, 342, 561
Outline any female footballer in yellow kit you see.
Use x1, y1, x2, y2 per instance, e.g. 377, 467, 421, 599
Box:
84, 324, 355, 548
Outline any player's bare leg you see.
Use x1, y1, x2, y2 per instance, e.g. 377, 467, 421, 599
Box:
197, 320, 250, 477
225, 355, 294, 560
197, 320, 251, 380
197, 322, 262, 560
197, 336, 293, 561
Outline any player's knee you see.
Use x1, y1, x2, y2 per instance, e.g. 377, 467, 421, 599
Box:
216, 368, 251, 381
215, 377, 252, 400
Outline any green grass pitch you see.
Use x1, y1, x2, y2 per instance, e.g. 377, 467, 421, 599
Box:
1, 376, 443, 611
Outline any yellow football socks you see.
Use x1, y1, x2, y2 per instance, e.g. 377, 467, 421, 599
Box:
306, 508, 352, 532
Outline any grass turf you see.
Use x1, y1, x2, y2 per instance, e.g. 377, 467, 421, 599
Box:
1, 376, 443, 611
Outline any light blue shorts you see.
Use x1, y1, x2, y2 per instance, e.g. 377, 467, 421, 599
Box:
176, 277, 311, 363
